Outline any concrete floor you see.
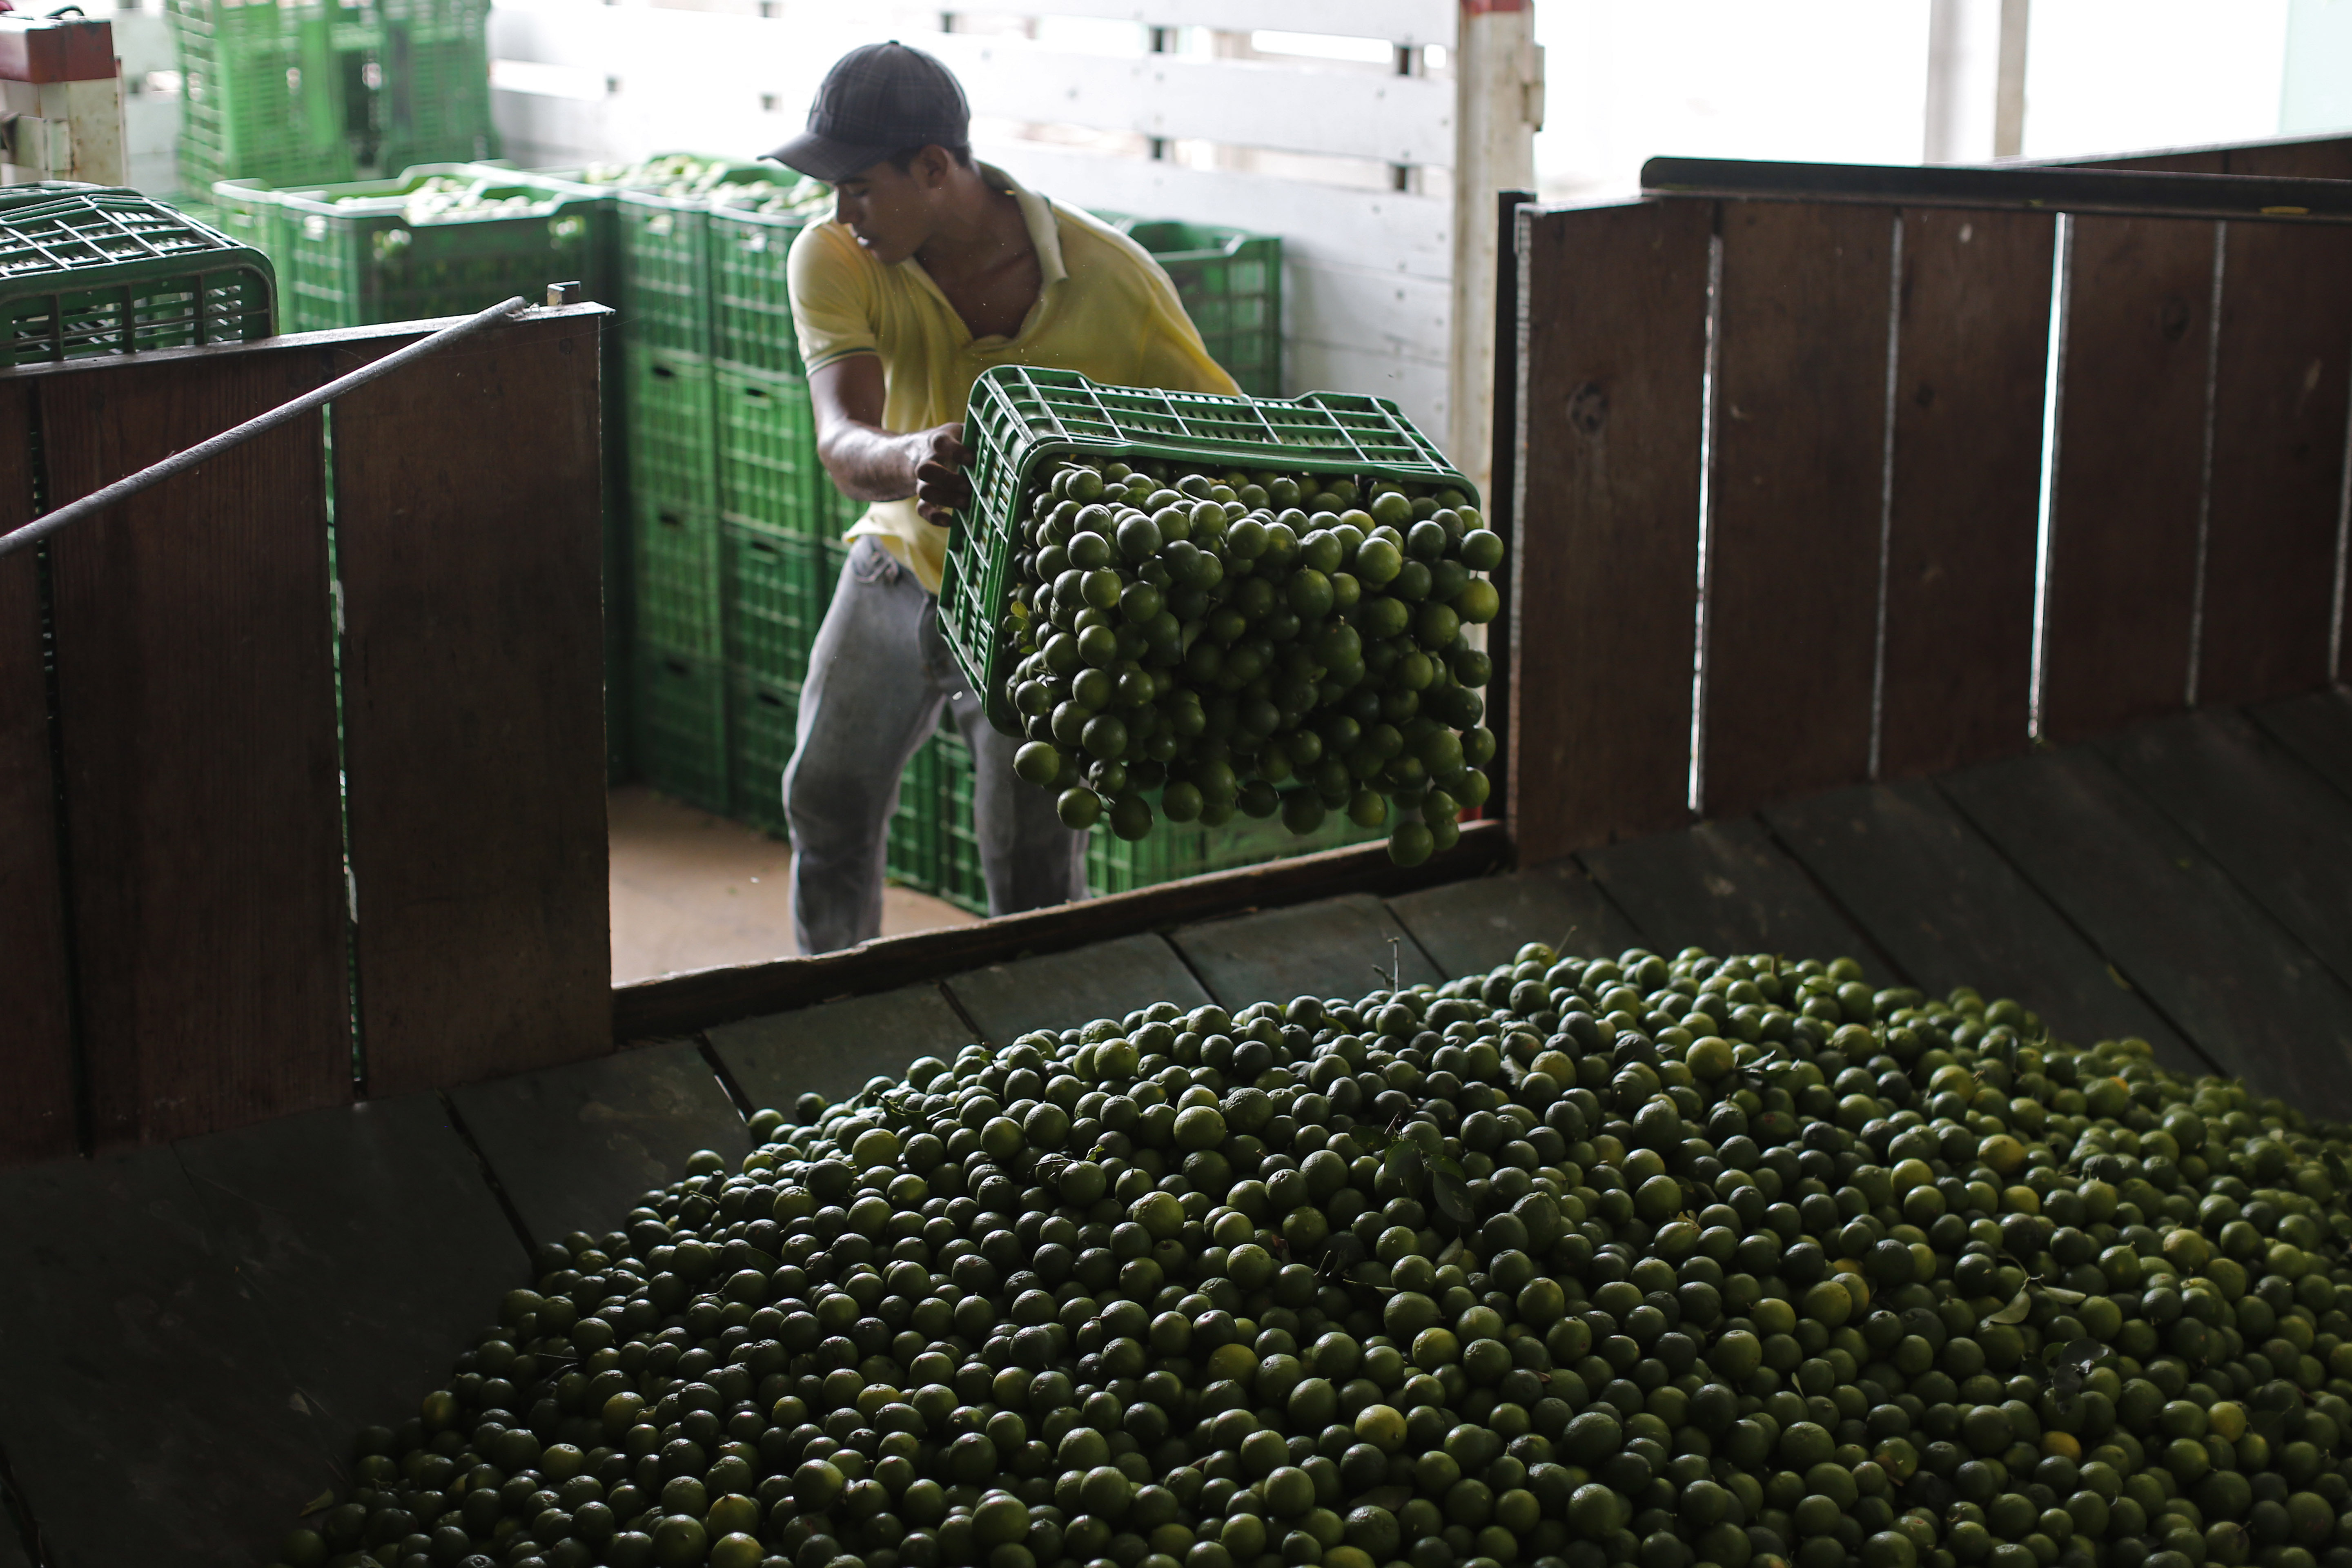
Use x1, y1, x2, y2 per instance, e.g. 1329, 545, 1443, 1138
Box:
608, 785, 979, 983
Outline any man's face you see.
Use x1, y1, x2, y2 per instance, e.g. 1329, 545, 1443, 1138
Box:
829, 148, 954, 267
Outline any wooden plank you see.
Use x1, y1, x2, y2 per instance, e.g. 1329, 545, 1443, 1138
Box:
1702, 201, 1894, 815
42, 349, 351, 1149
2039, 157, 2225, 744
2194, 139, 2352, 707
1511, 201, 1712, 859
1168, 893, 1441, 1007
708, 984, 978, 1114
1577, 817, 1875, 971
449, 1042, 747, 1248
1877, 207, 2054, 779
1938, 747, 2352, 1117
1384, 860, 1642, 979
0, 378, 76, 1167
946, 933, 1211, 1044
174, 1094, 527, 1445
1763, 780, 2198, 1070
336, 311, 611, 1098
2251, 687, 2352, 799
2102, 709, 2352, 993
615, 818, 1509, 1040
0, 1147, 328, 1567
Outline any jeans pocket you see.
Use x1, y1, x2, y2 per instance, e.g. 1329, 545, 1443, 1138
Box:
849, 536, 901, 587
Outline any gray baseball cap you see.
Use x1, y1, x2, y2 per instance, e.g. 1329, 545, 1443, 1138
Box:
767, 41, 971, 183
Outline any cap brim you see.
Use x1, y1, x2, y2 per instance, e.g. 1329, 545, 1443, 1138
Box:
763, 131, 896, 183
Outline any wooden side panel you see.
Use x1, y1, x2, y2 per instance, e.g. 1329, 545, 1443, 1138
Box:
945, 933, 1211, 1046
1169, 893, 1443, 1008
1577, 815, 1878, 970
2252, 687, 2352, 799
710, 984, 978, 1114
335, 312, 611, 1097
1703, 202, 1895, 815
450, 1042, 746, 1250
1511, 201, 1712, 861
1878, 208, 2055, 778
1385, 860, 1643, 978
2040, 155, 2225, 743
42, 353, 351, 1149
2196, 139, 2352, 707
0, 381, 76, 1166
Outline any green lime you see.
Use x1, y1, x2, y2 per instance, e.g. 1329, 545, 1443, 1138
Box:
1057, 788, 1102, 829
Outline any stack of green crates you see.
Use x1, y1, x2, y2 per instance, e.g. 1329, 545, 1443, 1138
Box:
370, 0, 497, 175
1102, 215, 1282, 396
169, 0, 356, 196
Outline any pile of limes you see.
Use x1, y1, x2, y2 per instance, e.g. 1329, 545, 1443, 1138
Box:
274, 945, 2352, 1568
994, 462, 1501, 866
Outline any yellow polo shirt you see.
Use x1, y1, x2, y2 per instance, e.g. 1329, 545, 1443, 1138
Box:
788, 164, 1241, 593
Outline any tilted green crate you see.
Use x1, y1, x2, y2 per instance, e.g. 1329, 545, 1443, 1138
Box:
0, 188, 274, 366
938, 365, 1472, 735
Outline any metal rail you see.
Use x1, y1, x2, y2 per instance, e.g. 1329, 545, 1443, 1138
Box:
1639, 156, 2352, 223
0, 293, 533, 561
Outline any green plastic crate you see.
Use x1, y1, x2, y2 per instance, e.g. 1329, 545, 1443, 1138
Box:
1106, 216, 1282, 397
886, 732, 940, 894
931, 727, 984, 915
625, 344, 719, 514
634, 645, 726, 812
244, 165, 609, 332
1086, 805, 1385, 897
709, 202, 817, 377
169, 0, 354, 192
727, 670, 797, 838
605, 498, 632, 784
716, 365, 817, 535
522, 158, 820, 357
939, 365, 1474, 733
722, 523, 824, 688
0, 189, 275, 366
632, 498, 720, 661
374, 6, 496, 174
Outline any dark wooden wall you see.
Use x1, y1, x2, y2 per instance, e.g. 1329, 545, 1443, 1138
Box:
1510, 136, 2352, 862
0, 310, 610, 1164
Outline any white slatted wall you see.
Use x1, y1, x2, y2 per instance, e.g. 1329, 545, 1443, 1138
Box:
485, 0, 1458, 436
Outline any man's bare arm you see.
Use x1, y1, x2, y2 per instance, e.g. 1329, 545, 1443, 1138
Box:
810, 354, 972, 524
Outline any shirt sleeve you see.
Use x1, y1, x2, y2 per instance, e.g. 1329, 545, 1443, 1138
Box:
787, 221, 880, 372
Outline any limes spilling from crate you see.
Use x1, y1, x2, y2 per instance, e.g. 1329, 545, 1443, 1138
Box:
272, 941, 2352, 1568
1001, 462, 1502, 867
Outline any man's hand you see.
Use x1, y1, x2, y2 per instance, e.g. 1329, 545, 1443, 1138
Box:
911, 423, 971, 527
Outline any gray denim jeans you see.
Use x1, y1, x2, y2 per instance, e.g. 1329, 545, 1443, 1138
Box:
782, 537, 1086, 953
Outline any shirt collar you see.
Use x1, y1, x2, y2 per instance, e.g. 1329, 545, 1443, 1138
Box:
981, 161, 1066, 288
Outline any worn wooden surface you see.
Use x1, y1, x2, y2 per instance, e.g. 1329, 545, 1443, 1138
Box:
2038, 203, 2221, 742
615, 820, 1508, 1041
710, 983, 978, 1113
0, 1147, 328, 1568
1580, 816, 1875, 971
1702, 201, 1894, 816
946, 932, 1212, 1044
2253, 687, 2352, 796
0, 378, 75, 1166
42, 351, 352, 1150
174, 1094, 526, 1447
1510, 201, 1712, 859
1765, 779, 2198, 1070
1878, 207, 2054, 779
2195, 206, 2352, 707
449, 1042, 747, 1249
1942, 747, 2352, 1117
2102, 710, 2352, 991
1385, 861, 1641, 978
1169, 893, 1443, 1007
337, 314, 611, 1098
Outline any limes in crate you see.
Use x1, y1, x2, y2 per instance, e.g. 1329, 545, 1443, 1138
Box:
1000, 459, 1502, 866
272, 942, 2352, 1568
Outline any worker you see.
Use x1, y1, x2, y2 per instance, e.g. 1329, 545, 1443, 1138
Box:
767, 40, 1240, 953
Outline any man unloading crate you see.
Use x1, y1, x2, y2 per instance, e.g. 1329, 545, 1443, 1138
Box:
768, 41, 1240, 952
